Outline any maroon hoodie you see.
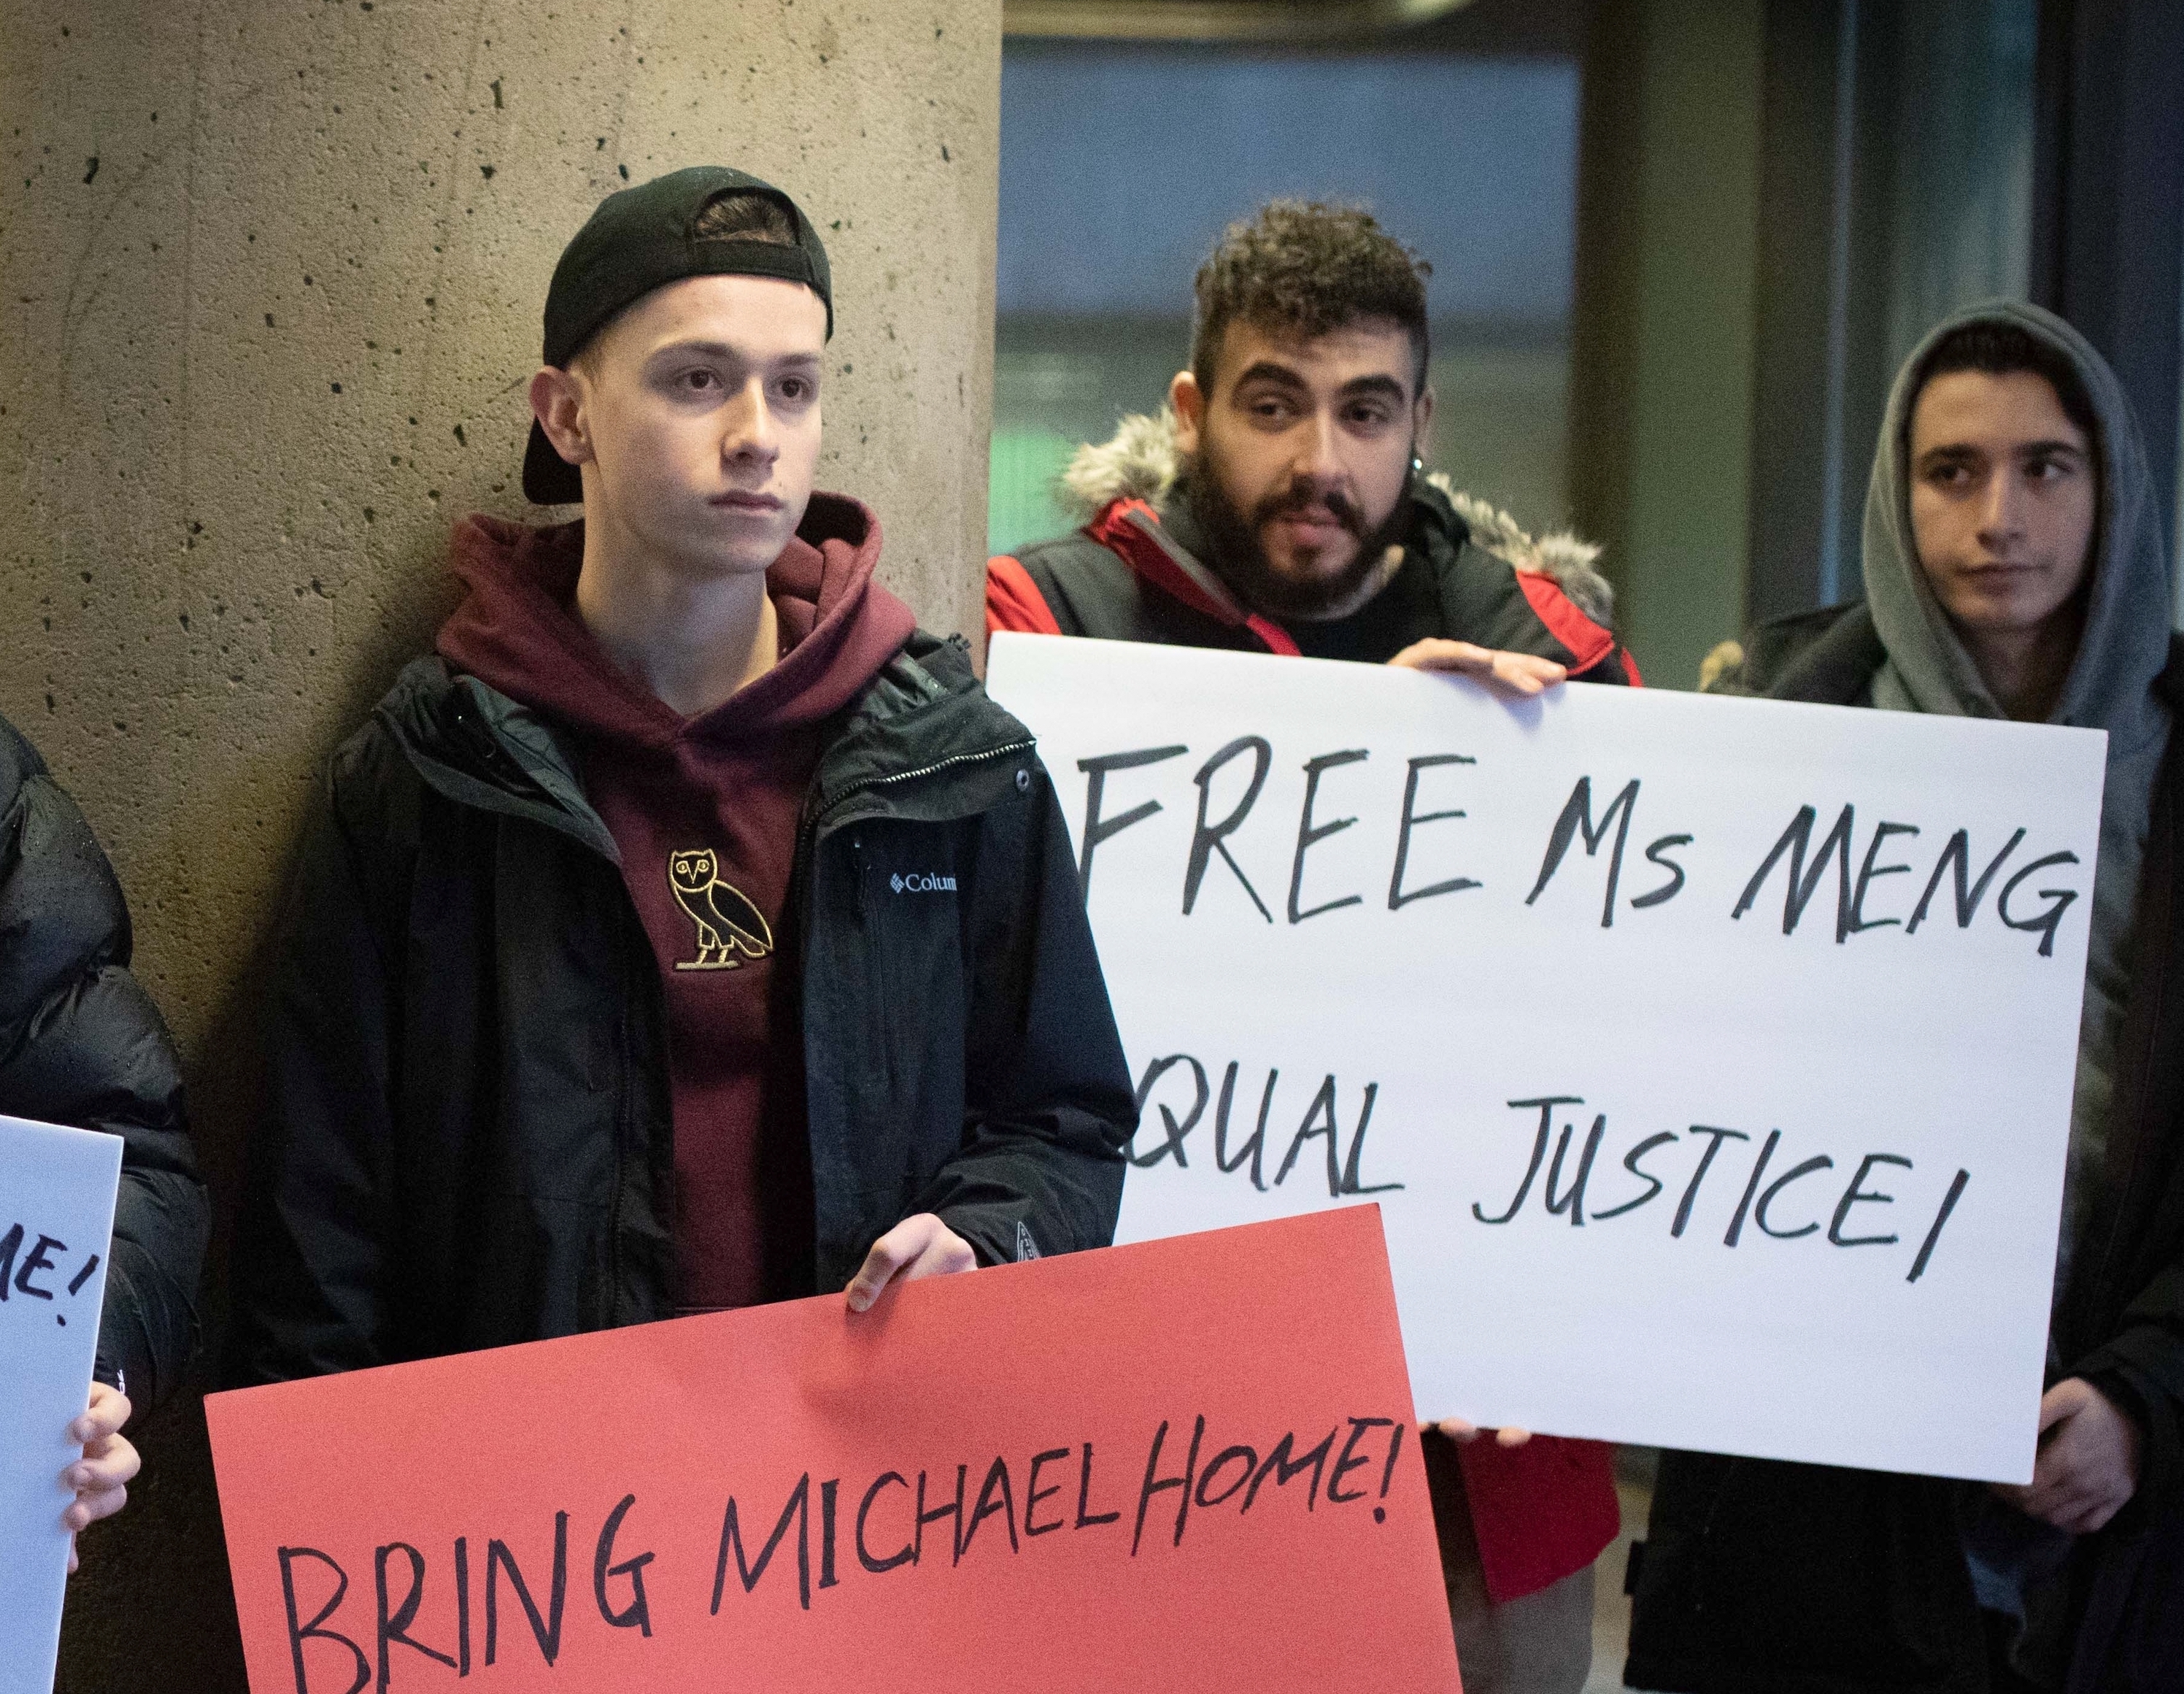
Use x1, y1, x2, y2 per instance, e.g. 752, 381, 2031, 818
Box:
437, 494, 916, 1311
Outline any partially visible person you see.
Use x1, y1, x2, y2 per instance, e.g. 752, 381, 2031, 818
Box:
0, 717, 207, 1568
1627, 300, 2184, 1693
990, 199, 1629, 1694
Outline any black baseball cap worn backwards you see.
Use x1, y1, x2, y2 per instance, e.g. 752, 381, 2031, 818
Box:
522, 165, 834, 504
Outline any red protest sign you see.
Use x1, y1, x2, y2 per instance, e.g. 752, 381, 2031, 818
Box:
206, 1207, 1460, 1693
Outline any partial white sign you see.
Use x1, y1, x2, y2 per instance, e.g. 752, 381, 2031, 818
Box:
987, 634, 2107, 1484
0, 1115, 121, 1694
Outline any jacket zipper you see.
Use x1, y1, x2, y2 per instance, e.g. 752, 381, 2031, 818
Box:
812, 737, 1036, 833
606, 914, 638, 1324
796, 736, 1035, 872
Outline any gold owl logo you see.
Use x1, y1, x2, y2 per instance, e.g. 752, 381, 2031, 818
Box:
666, 848, 773, 971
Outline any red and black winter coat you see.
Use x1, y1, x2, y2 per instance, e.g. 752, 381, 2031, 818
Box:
988, 409, 1637, 683
985, 410, 1632, 1605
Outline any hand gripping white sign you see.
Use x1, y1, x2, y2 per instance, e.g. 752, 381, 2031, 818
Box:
0, 1114, 121, 1693
987, 634, 2105, 1484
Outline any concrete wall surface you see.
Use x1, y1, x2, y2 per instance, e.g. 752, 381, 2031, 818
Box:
0, 3, 1001, 1685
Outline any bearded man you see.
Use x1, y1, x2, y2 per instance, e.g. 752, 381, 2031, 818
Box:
988, 201, 1637, 693
988, 199, 1634, 1694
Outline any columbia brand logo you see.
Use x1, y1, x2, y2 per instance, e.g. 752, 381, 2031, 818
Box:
889, 871, 957, 893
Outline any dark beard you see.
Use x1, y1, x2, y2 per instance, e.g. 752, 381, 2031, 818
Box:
1179, 451, 1414, 623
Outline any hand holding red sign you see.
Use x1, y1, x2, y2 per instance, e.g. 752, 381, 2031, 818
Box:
207, 1208, 1462, 1693
843, 1211, 978, 1312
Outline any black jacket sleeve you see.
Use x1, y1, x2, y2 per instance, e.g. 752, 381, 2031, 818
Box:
225, 732, 412, 1385
0, 720, 206, 1410
2074, 1263, 2184, 1520
917, 761, 1133, 1267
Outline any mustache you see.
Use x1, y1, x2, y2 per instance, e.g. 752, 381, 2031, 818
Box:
1254, 483, 1367, 538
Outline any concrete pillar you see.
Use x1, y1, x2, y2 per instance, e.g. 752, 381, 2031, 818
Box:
1, 4, 1000, 1685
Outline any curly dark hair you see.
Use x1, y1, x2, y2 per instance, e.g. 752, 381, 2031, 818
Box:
1190, 200, 1432, 393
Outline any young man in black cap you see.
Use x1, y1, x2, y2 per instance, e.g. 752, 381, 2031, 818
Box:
227, 167, 1134, 1384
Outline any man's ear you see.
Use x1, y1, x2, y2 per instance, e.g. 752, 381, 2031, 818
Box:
1413, 384, 1435, 458
530, 366, 593, 469
1170, 369, 1205, 456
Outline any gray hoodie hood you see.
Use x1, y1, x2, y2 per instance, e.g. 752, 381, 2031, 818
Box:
1864, 298, 2173, 732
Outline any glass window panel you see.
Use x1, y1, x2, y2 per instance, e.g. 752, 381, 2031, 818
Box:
993, 39, 1583, 553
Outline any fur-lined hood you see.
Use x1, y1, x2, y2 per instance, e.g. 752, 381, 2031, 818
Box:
1057, 407, 1615, 624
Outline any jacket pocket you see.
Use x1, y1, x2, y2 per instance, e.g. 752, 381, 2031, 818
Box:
840, 822, 971, 1166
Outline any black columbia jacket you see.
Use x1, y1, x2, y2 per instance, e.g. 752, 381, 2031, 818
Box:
226, 632, 1134, 1382
1627, 607, 2184, 1694
0, 716, 204, 1408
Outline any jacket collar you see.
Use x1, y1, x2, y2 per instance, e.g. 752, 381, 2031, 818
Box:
1763, 605, 1887, 705
1059, 404, 1617, 625
1085, 498, 1303, 657
1759, 613, 2184, 716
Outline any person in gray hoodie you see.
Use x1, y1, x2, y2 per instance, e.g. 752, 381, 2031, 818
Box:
1625, 301, 2184, 1693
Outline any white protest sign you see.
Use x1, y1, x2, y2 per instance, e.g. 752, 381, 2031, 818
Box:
0, 1115, 121, 1694
987, 633, 2106, 1484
